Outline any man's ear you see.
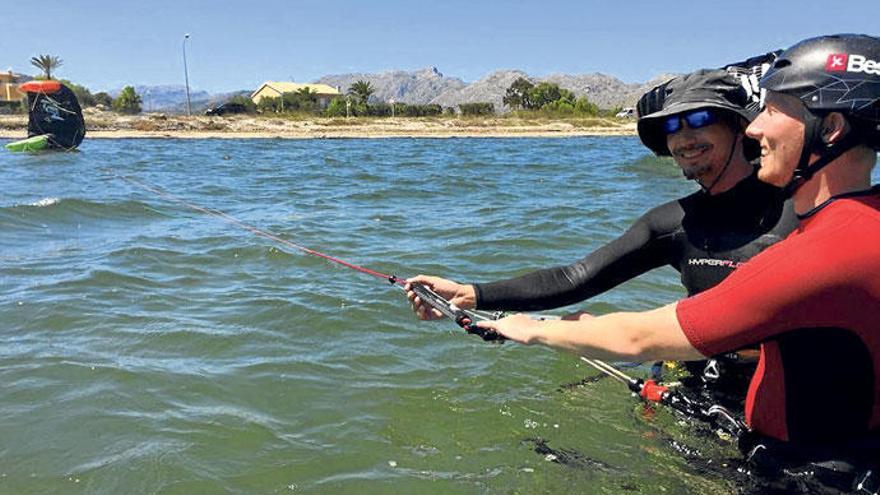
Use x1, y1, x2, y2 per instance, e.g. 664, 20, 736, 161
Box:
821, 112, 850, 145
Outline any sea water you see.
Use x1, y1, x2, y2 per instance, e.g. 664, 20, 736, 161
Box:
5, 137, 855, 495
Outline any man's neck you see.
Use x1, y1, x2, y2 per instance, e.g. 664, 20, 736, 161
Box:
706, 157, 753, 195
793, 149, 875, 214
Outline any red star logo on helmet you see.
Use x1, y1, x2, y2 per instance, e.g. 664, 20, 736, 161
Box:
825, 53, 849, 72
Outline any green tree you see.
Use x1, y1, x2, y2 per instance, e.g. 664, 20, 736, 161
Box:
30, 54, 63, 79
271, 88, 320, 114
294, 87, 319, 112
503, 77, 534, 110
112, 86, 142, 114
93, 92, 114, 108
542, 100, 575, 115
296, 87, 317, 101
325, 97, 348, 117
227, 94, 257, 113
347, 80, 375, 106
459, 102, 495, 116
574, 96, 599, 116
529, 82, 574, 109
60, 80, 96, 107
280, 92, 298, 112
257, 96, 280, 113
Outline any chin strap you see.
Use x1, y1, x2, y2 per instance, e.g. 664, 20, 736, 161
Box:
782, 113, 861, 197
698, 136, 739, 194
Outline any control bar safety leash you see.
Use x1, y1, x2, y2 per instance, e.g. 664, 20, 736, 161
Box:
580, 356, 747, 438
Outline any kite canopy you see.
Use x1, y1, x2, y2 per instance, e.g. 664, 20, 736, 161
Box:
25, 81, 86, 150
19, 80, 62, 94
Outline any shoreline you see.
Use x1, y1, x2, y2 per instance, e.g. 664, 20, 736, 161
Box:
0, 129, 636, 139
0, 111, 637, 140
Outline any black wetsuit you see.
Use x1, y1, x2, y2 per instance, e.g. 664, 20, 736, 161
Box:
473, 166, 798, 404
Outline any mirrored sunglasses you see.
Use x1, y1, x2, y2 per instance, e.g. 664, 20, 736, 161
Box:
662, 109, 718, 135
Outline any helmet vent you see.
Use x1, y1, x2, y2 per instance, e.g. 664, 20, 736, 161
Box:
773, 59, 792, 69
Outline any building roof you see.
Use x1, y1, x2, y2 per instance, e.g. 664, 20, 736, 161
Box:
0, 71, 23, 83
251, 82, 341, 99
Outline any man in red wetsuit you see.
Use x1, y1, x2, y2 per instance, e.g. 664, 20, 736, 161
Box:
475, 34, 880, 489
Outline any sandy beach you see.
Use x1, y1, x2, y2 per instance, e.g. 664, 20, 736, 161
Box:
0, 109, 636, 140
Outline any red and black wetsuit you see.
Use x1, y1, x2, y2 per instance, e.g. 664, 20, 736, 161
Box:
677, 188, 880, 450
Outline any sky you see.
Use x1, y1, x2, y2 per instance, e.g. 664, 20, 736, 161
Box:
2, 0, 878, 94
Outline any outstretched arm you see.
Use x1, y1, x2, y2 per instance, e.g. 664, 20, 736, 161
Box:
475, 303, 705, 362
473, 205, 679, 311
405, 202, 682, 319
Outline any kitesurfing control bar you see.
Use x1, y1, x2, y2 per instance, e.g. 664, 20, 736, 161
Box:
408, 282, 505, 341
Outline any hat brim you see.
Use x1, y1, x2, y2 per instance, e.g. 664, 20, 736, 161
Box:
637, 103, 756, 158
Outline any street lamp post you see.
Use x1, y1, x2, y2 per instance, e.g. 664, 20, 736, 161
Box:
182, 33, 192, 116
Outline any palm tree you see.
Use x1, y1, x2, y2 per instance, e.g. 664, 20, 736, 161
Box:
347, 80, 375, 105
30, 54, 63, 80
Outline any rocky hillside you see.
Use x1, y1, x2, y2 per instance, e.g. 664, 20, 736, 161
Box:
320, 68, 679, 112
315, 66, 466, 104
542, 73, 676, 109
431, 70, 529, 112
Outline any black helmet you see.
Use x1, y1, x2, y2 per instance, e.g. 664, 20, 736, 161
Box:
761, 34, 880, 132
637, 69, 759, 158
759, 34, 880, 192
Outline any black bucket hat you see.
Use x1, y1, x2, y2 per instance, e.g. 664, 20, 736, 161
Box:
637, 69, 759, 158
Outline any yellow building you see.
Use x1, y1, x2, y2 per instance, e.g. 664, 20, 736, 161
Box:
0, 71, 26, 104
251, 82, 341, 108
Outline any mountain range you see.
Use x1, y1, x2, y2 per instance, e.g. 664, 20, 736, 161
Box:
119, 67, 678, 113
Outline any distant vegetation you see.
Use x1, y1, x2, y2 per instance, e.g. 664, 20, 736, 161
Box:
503, 77, 601, 117
226, 95, 257, 113
256, 87, 321, 114
459, 103, 495, 116
112, 86, 142, 114
18, 63, 620, 121
324, 99, 444, 118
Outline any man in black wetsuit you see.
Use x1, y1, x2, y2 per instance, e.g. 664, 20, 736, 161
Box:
406, 68, 798, 406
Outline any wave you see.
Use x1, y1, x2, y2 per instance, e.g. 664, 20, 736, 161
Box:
29, 197, 61, 207
0, 198, 171, 226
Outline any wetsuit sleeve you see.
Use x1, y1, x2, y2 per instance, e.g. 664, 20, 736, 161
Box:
473, 202, 682, 311
676, 212, 867, 357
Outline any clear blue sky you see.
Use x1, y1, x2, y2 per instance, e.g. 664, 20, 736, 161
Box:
2, 0, 877, 93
